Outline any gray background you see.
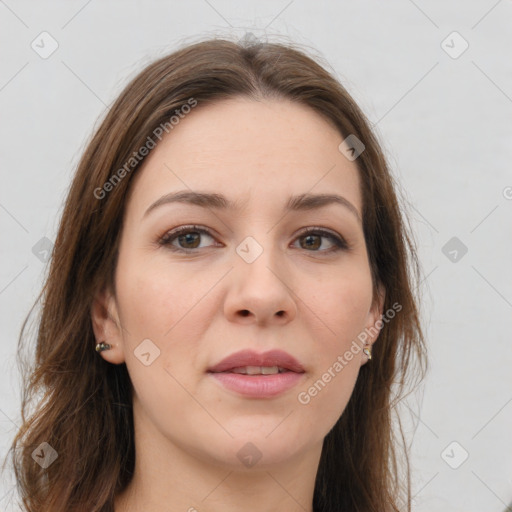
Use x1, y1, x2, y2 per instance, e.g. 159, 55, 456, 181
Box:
1, 1, 511, 510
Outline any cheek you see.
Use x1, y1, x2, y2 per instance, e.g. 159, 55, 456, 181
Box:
309, 262, 374, 346
296, 264, 372, 417
298, 360, 360, 444
115, 252, 206, 340
113, 258, 205, 418
114, 252, 216, 388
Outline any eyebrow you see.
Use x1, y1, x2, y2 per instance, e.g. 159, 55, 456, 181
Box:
143, 190, 362, 222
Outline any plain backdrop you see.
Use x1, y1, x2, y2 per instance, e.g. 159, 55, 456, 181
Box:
1, 1, 511, 511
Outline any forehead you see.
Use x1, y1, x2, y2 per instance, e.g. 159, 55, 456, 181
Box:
128, 97, 362, 216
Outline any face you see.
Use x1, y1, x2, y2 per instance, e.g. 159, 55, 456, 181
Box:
92, 97, 384, 469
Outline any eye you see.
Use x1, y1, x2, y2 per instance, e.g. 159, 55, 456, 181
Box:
292, 227, 348, 253
158, 225, 219, 252
158, 225, 349, 253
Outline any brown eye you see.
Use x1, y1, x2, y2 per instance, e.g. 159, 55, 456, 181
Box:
294, 228, 348, 253
300, 234, 322, 250
159, 225, 218, 252
176, 232, 201, 249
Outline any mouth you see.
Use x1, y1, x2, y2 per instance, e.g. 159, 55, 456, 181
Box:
218, 366, 292, 375
207, 348, 305, 374
207, 349, 306, 398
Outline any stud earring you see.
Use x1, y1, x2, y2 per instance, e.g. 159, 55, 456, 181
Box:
95, 341, 111, 352
363, 345, 372, 360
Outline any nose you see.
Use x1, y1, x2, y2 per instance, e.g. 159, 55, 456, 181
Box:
223, 243, 297, 326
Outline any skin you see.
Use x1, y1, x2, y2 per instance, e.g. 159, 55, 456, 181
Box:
91, 97, 385, 512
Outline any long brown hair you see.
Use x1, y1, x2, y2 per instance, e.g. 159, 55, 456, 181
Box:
4, 36, 427, 512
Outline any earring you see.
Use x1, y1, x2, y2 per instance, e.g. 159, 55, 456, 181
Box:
363, 345, 372, 360
95, 341, 111, 352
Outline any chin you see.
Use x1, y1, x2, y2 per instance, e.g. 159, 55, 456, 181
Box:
204, 431, 312, 470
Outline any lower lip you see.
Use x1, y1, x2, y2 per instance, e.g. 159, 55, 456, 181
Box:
208, 371, 305, 398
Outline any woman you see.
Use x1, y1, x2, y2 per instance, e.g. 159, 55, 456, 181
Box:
6, 36, 427, 511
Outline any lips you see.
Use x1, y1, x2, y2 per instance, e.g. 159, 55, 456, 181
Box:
207, 349, 305, 374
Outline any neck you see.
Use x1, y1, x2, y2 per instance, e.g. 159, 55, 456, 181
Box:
114, 405, 321, 512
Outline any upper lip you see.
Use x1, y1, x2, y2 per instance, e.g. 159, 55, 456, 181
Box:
208, 349, 305, 373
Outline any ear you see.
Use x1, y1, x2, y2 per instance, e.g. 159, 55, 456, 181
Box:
360, 282, 386, 367
90, 286, 126, 364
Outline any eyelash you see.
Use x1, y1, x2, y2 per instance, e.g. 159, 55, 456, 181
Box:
157, 224, 349, 254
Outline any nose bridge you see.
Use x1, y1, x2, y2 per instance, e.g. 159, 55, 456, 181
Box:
235, 231, 284, 288
225, 228, 296, 322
